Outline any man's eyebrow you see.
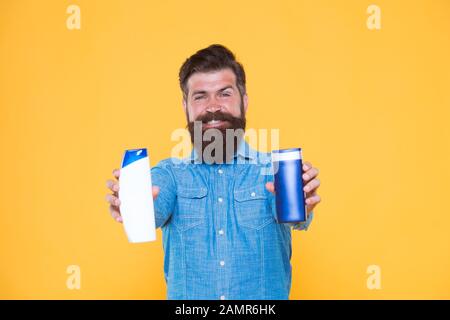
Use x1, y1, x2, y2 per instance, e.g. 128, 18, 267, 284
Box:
218, 85, 234, 92
192, 86, 234, 96
192, 90, 207, 95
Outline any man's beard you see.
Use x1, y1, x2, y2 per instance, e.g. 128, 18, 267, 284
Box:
187, 104, 246, 164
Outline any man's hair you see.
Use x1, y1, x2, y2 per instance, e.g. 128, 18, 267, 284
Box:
179, 44, 247, 101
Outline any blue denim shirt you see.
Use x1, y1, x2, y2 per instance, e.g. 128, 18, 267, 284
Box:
151, 140, 313, 300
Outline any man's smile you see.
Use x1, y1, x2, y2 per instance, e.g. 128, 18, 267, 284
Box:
202, 119, 230, 129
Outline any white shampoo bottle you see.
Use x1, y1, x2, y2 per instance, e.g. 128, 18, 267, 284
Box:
118, 148, 156, 243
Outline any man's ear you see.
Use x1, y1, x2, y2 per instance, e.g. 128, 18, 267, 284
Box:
243, 94, 249, 114
182, 98, 189, 121
182, 98, 187, 113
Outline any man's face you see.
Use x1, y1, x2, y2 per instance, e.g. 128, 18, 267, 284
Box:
183, 68, 248, 127
183, 68, 249, 162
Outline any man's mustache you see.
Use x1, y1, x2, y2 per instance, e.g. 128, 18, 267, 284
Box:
193, 111, 239, 124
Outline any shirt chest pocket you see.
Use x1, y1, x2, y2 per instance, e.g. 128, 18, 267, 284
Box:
174, 186, 208, 231
234, 185, 273, 230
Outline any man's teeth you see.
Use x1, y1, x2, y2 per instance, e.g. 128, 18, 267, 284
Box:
207, 120, 220, 124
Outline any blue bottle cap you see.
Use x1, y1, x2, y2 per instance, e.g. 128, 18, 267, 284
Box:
121, 148, 148, 168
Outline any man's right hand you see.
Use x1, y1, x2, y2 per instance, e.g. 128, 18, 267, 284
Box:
106, 168, 160, 223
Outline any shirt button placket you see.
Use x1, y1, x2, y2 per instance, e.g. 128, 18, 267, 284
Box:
216, 165, 227, 300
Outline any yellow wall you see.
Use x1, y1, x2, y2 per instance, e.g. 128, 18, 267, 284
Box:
1, 0, 449, 299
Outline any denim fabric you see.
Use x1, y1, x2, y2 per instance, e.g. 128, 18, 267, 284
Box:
151, 140, 313, 300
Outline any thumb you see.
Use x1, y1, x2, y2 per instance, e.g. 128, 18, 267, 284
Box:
152, 186, 160, 199
265, 182, 275, 194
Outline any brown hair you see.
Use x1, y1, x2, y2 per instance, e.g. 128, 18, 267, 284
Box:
179, 44, 247, 100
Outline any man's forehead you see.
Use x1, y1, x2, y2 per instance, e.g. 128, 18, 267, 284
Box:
187, 69, 237, 92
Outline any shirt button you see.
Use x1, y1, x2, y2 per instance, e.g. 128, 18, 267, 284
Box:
251, 192, 256, 197
218, 169, 223, 174
220, 260, 225, 266
220, 295, 226, 300
218, 229, 224, 235
218, 197, 223, 203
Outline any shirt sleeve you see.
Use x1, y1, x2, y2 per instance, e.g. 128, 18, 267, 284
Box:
151, 161, 177, 229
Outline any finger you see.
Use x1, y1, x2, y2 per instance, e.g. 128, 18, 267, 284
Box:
304, 178, 320, 193
152, 186, 160, 199
265, 182, 275, 194
106, 179, 119, 192
303, 161, 312, 171
305, 194, 321, 206
109, 205, 123, 223
112, 168, 120, 180
302, 167, 319, 181
105, 193, 121, 206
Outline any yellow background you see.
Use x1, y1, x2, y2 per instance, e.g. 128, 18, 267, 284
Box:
1, 0, 449, 299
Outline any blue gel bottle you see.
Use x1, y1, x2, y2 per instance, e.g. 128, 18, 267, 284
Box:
271, 148, 307, 223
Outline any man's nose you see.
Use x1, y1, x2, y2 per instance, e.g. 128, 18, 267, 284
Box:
205, 103, 222, 113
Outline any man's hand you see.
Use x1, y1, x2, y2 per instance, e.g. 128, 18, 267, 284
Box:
105, 168, 160, 223
265, 161, 321, 215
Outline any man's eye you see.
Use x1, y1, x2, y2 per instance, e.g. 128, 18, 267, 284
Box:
221, 92, 231, 97
194, 96, 205, 100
